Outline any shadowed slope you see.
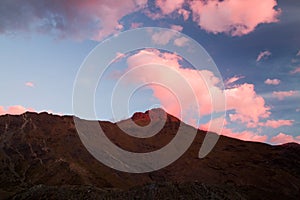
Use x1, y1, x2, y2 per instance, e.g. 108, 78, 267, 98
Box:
0, 110, 299, 199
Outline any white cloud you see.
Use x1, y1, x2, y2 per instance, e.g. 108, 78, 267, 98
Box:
178, 8, 190, 21
151, 30, 178, 45
264, 78, 280, 85
25, 82, 34, 87
170, 25, 183, 32
174, 37, 189, 47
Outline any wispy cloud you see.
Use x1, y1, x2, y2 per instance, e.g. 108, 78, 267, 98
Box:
290, 67, 300, 74
225, 75, 245, 87
273, 90, 298, 100
256, 50, 271, 62
260, 119, 294, 128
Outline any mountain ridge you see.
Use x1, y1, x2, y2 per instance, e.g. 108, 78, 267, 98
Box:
0, 110, 300, 199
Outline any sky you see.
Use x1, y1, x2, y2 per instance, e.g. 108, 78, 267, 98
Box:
0, 0, 300, 145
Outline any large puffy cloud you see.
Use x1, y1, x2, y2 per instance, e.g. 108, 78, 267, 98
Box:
116, 49, 294, 143
148, 0, 281, 36
123, 49, 270, 127
0, 0, 147, 40
226, 83, 270, 124
270, 133, 300, 144
189, 0, 280, 36
0, 105, 35, 115
125, 49, 225, 119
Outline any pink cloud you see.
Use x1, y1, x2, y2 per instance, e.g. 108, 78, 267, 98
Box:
145, 1, 189, 20
0, 106, 5, 115
225, 75, 245, 87
0, 105, 35, 116
174, 37, 189, 47
264, 78, 281, 85
189, 0, 280, 36
273, 90, 298, 100
178, 8, 190, 21
200, 118, 296, 144
151, 30, 178, 45
226, 84, 270, 124
112, 52, 126, 63
290, 67, 300, 74
270, 133, 300, 144
155, 0, 185, 15
125, 49, 225, 121
0, 106, 64, 116
122, 49, 269, 130
200, 118, 268, 143
0, 0, 147, 41
256, 50, 272, 62
170, 25, 183, 32
25, 82, 34, 87
130, 22, 143, 29
260, 119, 294, 128
151, 26, 186, 46
222, 129, 268, 143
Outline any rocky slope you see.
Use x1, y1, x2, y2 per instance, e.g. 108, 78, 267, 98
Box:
0, 109, 299, 199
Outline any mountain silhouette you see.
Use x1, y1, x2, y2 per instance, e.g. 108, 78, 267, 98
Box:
0, 109, 299, 199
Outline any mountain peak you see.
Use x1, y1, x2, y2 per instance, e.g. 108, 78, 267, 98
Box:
131, 108, 180, 125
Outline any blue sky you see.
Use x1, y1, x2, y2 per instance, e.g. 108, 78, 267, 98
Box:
0, 0, 299, 144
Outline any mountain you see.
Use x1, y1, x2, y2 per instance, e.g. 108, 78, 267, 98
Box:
0, 109, 300, 199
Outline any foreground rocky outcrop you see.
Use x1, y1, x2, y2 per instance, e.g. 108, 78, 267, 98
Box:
0, 110, 299, 199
